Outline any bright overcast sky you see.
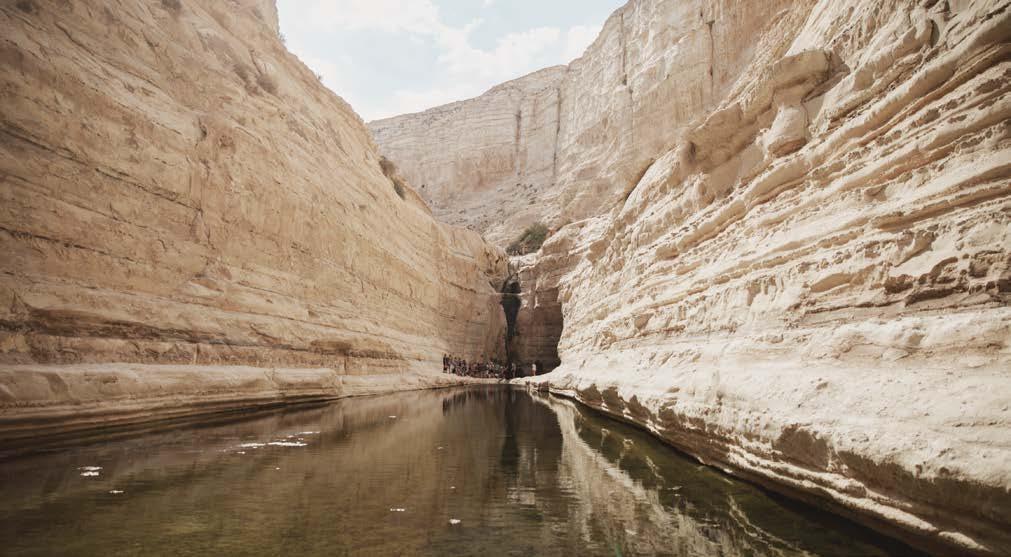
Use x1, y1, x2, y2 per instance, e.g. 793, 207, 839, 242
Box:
277, 0, 624, 122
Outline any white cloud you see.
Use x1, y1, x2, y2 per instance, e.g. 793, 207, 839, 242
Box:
437, 26, 562, 78
386, 83, 487, 117
289, 44, 349, 92
288, 0, 606, 120
306, 0, 443, 35
373, 26, 563, 119
562, 24, 601, 62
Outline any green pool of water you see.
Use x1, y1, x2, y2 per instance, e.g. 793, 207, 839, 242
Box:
0, 387, 924, 556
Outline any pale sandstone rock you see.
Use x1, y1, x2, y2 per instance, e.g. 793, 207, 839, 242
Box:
378, 0, 1010, 554
0, 0, 506, 433
370, 67, 567, 246
370, 0, 800, 247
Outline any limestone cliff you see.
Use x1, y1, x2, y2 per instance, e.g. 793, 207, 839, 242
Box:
0, 0, 507, 440
371, 67, 567, 245
369, 0, 798, 247
376, 0, 1011, 554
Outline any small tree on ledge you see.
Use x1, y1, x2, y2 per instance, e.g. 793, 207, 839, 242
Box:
507, 223, 549, 255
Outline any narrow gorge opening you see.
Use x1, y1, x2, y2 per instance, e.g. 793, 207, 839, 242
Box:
500, 270, 564, 378
499, 276, 521, 377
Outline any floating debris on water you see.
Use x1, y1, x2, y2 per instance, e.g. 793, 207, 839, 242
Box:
109, 490, 124, 494
390, 508, 406, 512
268, 441, 307, 447
449, 518, 461, 525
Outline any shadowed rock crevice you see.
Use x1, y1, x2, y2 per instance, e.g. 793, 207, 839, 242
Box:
499, 275, 521, 375
511, 257, 564, 376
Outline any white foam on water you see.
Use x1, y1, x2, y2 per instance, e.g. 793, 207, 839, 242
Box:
449, 519, 461, 525
80, 471, 100, 477
389, 508, 406, 512
240, 443, 266, 449
297, 431, 320, 435
388, 416, 397, 419
268, 441, 307, 447
78, 466, 102, 471
236, 451, 247, 455
109, 490, 124, 494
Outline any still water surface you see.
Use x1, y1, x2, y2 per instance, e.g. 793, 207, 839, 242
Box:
0, 387, 924, 556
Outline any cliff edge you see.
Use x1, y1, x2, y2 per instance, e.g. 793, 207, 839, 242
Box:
0, 0, 507, 441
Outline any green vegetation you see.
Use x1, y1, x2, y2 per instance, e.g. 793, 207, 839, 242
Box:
160, 0, 181, 15
379, 156, 407, 200
507, 223, 549, 255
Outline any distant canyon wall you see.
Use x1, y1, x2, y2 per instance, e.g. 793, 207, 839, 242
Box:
376, 0, 1011, 554
370, 0, 793, 247
0, 0, 506, 437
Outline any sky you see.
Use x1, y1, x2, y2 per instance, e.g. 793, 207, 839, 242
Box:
276, 0, 624, 122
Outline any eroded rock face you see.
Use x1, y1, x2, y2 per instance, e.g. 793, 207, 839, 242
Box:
0, 0, 506, 436
378, 0, 1011, 554
370, 0, 797, 248
371, 67, 567, 246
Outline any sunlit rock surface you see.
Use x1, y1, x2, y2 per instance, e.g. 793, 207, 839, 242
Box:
376, 0, 1010, 554
369, 0, 800, 247
0, 0, 507, 438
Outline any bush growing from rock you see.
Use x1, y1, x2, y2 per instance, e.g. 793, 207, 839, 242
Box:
507, 223, 549, 255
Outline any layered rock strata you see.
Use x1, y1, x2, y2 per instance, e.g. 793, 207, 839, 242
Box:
528, 1, 1011, 555
369, 0, 798, 247
0, 0, 507, 440
377, 0, 1011, 554
371, 67, 566, 245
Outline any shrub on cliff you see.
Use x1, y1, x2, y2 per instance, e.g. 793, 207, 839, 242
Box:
379, 156, 407, 200
160, 0, 181, 15
507, 223, 549, 255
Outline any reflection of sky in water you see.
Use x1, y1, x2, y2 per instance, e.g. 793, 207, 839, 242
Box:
0, 387, 923, 556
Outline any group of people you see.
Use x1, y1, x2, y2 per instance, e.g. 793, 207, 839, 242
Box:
442, 355, 542, 379
443, 355, 514, 380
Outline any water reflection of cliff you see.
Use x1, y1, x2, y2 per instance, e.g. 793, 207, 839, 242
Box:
1, 388, 512, 556
0, 388, 918, 556
523, 394, 920, 557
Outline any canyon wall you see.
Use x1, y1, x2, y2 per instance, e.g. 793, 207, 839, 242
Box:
0, 0, 507, 441
369, 0, 796, 247
371, 67, 566, 245
377, 0, 1011, 554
